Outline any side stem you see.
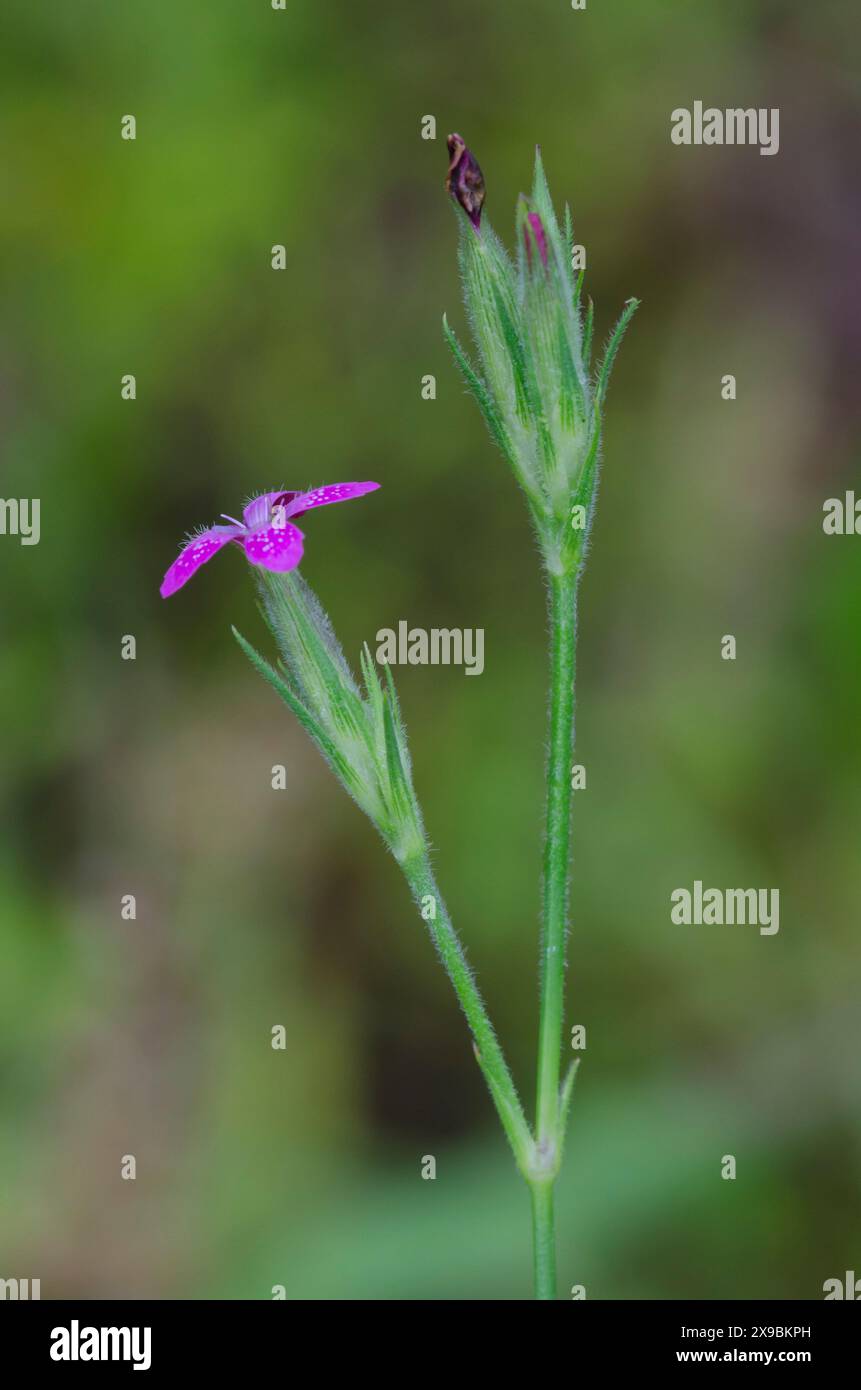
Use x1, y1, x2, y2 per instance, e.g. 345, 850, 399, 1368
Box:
399, 848, 533, 1175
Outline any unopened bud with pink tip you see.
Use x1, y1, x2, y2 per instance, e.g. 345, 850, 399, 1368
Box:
524, 210, 548, 269
443, 139, 639, 574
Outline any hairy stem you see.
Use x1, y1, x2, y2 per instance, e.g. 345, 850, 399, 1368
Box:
536, 572, 578, 1140
529, 1180, 557, 1301
395, 571, 581, 1300
533, 569, 579, 1297
400, 848, 533, 1174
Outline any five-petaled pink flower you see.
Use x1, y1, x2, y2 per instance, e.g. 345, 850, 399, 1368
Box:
160, 482, 379, 597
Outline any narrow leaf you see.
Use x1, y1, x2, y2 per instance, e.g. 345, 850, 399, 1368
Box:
488, 280, 532, 423
489, 281, 556, 474
232, 626, 355, 789
556, 308, 587, 431
558, 1056, 581, 1145
582, 298, 594, 370
595, 297, 639, 413
360, 641, 384, 721
382, 690, 415, 823
443, 314, 519, 471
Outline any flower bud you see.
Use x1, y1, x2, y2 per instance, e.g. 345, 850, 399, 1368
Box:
524, 211, 548, 269
444, 144, 638, 569
445, 133, 485, 229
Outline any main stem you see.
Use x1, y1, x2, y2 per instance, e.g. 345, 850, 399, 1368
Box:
530, 1181, 556, 1300
399, 570, 579, 1300
532, 569, 579, 1299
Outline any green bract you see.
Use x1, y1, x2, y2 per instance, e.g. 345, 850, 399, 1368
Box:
444, 148, 638, 577
233, 569, 425, 864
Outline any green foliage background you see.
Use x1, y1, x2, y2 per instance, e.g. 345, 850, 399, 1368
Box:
0, 0, 858, 1298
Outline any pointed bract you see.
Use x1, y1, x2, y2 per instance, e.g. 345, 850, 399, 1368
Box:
444, 139, 637, 572
236, 568, 424, 862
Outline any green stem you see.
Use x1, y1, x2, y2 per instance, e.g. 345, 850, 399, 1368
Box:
400, 848, 533, 1175
529, 1180, 556, 1301
533, 569, 579, 1296
398, 572, 579, 1301
536, 572, 578, 1140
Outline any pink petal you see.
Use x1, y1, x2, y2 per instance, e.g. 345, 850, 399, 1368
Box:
242, 519, 305, 573
284, 481, 380, 517
160, 525, 243, 598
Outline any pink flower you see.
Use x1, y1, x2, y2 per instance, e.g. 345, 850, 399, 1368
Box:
160, 482, 379, 597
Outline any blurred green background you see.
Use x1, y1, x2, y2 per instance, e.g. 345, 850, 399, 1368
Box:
1, 0, 859, 1299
